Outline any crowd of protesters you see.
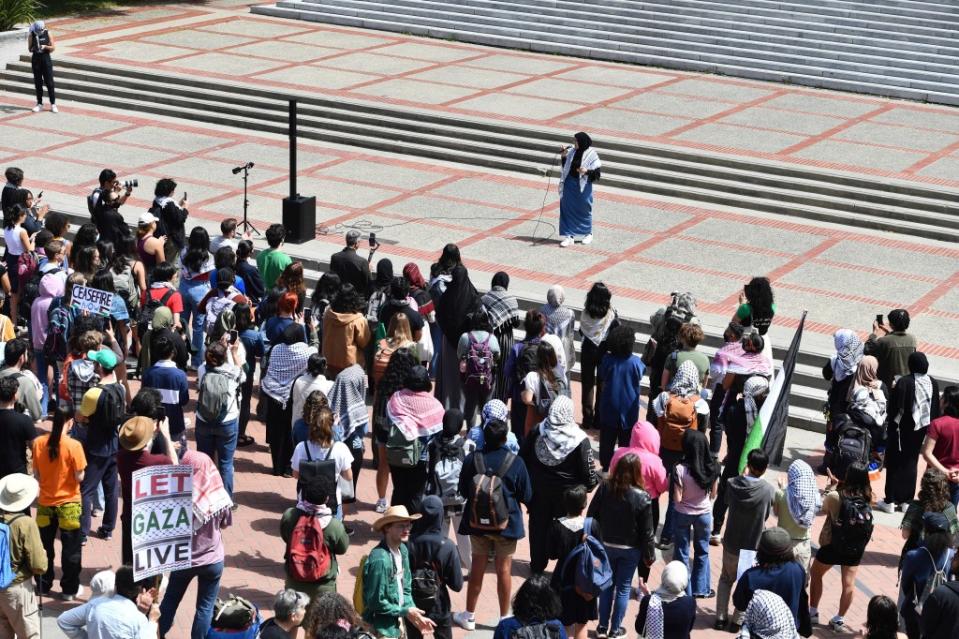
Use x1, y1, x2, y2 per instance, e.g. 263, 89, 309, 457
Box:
0, 166, 956, 639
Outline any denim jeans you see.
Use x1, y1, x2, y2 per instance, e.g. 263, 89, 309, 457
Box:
80, 454, 118, 537
659, 450, 682, 543
33, 348, 59, 414
158, 561, 223, 639
195, 418, 238, 498
180, 278, 211, 368
672, 510, 712, 596
599, 546, 641, 631
950, 482, 959, 508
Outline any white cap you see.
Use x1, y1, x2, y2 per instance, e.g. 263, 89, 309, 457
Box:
138, 212, 159, 226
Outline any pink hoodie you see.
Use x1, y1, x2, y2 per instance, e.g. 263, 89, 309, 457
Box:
609, 420, 668, 498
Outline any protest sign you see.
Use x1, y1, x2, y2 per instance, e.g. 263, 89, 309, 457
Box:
131, 464, 194, 581
71, 284, 114, 316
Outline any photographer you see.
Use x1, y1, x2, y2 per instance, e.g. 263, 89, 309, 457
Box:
28, 21, 56, 113
90, 169, 133, 246
150, 178, 188, 266
10, 188, 48, 235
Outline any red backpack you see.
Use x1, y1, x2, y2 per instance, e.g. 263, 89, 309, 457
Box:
286, 514, 331, 583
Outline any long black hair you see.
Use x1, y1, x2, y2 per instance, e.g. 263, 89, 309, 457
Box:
942, 385, 959, 418
111, 234, 137, 274
47, 407, 72, 461
511, 574, 561, 624
864, 595, 899, 639
438, 243, 461, 272
584, 282, 612, 319
743, 277, 774, 317
183, 227, 210, 274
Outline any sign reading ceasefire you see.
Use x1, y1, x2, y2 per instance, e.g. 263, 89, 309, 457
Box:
131, 465, 193, 581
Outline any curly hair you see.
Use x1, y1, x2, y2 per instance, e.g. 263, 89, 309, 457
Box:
303, 391, 332, 445
607, 324, 635, 358
373, 348, 418, 433
678, 323, 704, 349
277, 262, 306, 297
918, 468, 950, 514
743, 277, 774, 317
511, 574, 561, 624
331, 284, 366, 314
303, 592, 366, 638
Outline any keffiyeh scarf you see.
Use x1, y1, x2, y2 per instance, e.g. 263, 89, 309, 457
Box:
262, 342, 315, 408
482, 286, 519, 331
669, 360, 701, 397
831, 329, 864, 382
785, 460, 820, 529
740, 590, 798, 639
560, 147, 601, 194
744, 376, 770, 433
535, 396, 586, 466
329, 364, 369, 441
914, 374, 934, 430
579, 309, 615, 346
183, 450, 233, 528
644, 561, 688, 639
387, 389, 445, 441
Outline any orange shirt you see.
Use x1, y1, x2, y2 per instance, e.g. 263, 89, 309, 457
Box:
31, 434, 87, 506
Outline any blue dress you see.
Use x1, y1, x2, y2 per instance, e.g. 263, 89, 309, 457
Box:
560, 171, 594, 237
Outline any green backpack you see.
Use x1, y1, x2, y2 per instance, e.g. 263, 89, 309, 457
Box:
386, 423, 422, 468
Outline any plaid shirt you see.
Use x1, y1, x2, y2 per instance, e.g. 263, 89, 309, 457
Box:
66, 359, 99, 412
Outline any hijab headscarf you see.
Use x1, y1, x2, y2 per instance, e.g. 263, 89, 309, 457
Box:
403, 262, 427, 290
848, 355, 887, 426
643, 561, 689, 639
909, 351, 934, 429
739, 590, 798, 639
482, 399, 508, 424
831, 329, 864, 382
374, 259, 393, 289
743, 376, 770, 431
328, 364, 369, 441
541, 285, 574, 332
535, 396, 587, 466
850, 355, 881, 395
571, 132, 592, 172
182, 450, 233, 529
669, 360, 701, 397
680, 429, 719, 490
435, 248, 480, 342
785, 460, 820, 529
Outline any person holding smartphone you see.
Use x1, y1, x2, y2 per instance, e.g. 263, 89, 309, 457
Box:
28, 21, 57, 113
330, 229, 377, 297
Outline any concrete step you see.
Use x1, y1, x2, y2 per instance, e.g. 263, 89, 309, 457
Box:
4, 59, 958, 243
253, 0, 959, 103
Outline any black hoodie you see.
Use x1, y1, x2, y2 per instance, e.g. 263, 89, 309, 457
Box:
409, 495, 464, 623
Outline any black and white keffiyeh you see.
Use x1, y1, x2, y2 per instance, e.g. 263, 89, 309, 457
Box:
482, 286, 520, 331
739, 590, 797, 639
328, 364, 369, 441
262, 342, 315, 408
785, 460, 820, 529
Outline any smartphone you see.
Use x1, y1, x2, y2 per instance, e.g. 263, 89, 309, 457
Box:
875, 313, 884, 326
304, 307, 313, 325
37, 191, 43, 199
228, 329, 238, 344
183, 191, 187, 200
369, 232, 376, 246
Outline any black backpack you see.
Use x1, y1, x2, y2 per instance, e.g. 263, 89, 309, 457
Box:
410, 558, 442, 613
829, 415, 871, 481
20, 266, 60, 308
137, 289, 174, 338
510, 622, 562, 639
832, 494, 874, 558
86, 188, 103, 215
514, 341, 540, 386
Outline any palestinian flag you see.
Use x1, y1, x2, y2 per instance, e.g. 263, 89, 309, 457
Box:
739, 311, 807, 472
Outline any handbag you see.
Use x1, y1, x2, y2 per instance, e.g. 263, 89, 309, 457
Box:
209, 595, 257, 631
337, 472, 355, 502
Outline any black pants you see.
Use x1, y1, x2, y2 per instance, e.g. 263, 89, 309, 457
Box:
528, 486, 570, 573
81, 453, 118, 537
580, 340, 603, 428
122, 514, 133, 565
238, 363, 255, 439
389, 462, 428, 513
32, 53, 55, 105
265, 396, 293, 475
885, 424, 927, 505
708, 383, 726, 454
599, 426, 631, 472
711, 446, 743, 536
343, 426, 365, 500
39, 507, 82, 595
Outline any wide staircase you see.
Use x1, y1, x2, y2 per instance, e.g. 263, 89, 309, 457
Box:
3, 57, 959, 243
251, 0, 959, 105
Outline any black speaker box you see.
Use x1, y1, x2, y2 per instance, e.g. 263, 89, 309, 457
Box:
282, 195, 316, 244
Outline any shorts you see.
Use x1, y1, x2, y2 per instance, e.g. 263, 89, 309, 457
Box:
470, 534, 516, 559
815, 542, 862, 567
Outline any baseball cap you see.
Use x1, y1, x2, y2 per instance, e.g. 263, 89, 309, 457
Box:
87, 349, 119, 370
138, 212, 159, 226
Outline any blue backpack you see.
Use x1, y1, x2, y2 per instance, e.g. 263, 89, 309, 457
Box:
561, 517, 612, 600
0, 515, 24, 590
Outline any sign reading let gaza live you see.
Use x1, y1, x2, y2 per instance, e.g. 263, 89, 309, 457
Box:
71, 284, 115, 317
131, 465, 193, 581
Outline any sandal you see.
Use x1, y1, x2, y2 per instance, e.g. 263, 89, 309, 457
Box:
237, 435, 255, 447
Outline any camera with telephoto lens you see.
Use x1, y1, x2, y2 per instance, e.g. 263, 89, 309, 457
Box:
123, 179, 138, 189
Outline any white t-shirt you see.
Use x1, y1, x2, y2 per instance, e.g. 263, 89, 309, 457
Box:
290, 440, 353, 503
290, 374, 334, 428
523, 370, 563, 412
541, 333, 567, 377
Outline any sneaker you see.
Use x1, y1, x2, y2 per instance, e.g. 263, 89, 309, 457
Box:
61, 584, 84, 602
875, 499, 895, 514
829, 618, 853, 634
596, 626, 608, 639
808, 611, 819, 625
609, 629, 626, 639
581, 234, 593, 245
50, 104, 58, 113
693, 589, 716, 599
92, 508, 103, 518
32, 104, 41, 112
655, 539, 673, 551
709, 534, 721, 546
559, 236, 573, 248
375, 499, 388, 514
94, 527, 112, 541
453, 611, 475, 631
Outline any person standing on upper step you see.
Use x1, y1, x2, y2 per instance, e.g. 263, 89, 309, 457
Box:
558, 131, 601, 248
28, 21, 57, 113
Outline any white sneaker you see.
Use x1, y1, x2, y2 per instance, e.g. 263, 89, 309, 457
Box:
51, 104, 58, 113
559, 236, 573, 248
61, 584, 84, 602
581, 234, 593, 245
453, 611, 476, 631
875, 499, 895, 514
375, 499, 387, 514
31, 104, 41, 112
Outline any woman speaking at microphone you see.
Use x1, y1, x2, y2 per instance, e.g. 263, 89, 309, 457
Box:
558, 132, 602, 248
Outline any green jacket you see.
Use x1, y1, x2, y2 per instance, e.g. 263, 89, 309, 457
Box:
362, 541, 412, 637
279, 507, 349, 597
